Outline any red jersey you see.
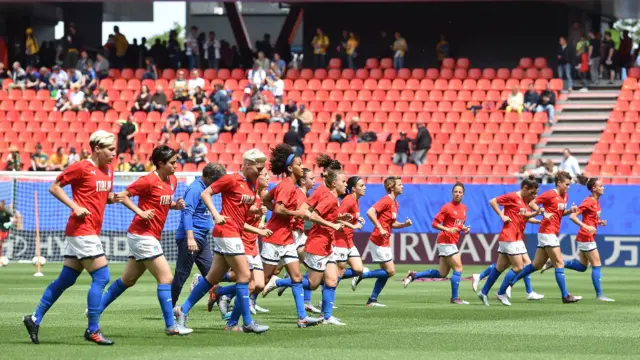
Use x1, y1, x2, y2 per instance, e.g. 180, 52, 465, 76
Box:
293, 187, 307, 231
305, 190, 340, 256
536, 189, 568, 235
369, 195, 398, 247
210, 174, 256, 238
57, 159, 113, 237
265, 177, 298, 245
576, 196, 600, 242
242, 196, 262, 256
433, 201, 467, 245
126, 172, 177, 240
496, 192, 529, 242
335, 194, 359, 248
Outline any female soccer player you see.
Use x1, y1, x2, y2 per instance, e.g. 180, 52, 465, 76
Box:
402, 182, 470, 304
260, 144, 323, 328
174, 148, 271, 334
543, 175, 614, 302
476, 175, 543, 306
334, 176, 366, 284
352, 176, 412, 307
98, 145, 192, 335
23, 130, 118, 345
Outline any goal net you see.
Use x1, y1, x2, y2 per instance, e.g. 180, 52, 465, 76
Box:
0, 171, 222, 263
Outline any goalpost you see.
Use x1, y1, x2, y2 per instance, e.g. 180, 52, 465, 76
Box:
0, 171, 222, 264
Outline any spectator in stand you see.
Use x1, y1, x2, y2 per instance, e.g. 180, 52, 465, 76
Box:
7, 61, 26, 90
82, 62, 97, 92
267, 75, 284, 101
505, 86, 524, 113
113, 25, 129, 69
220, 108, 239, 135
284, 99, 297, 122
47, 147, 67, 171
115, 154, 131, 172
603, 31, 616, 84
255, 51, 270, 70
272, 53, 286, 75
412, 123, 432, 166
284, 127, 305, 156
117, 115, 138, 155
329, 114, 348, 143
619, 30, 633, 78
205, 31, 221, 69
435, 34, 450, 67
67, 147, 79, 166
142, 57, 158, 80
25, 28, 40, 67
30, 144, 48, 171
210, 104, 224, 128
191, 86, 210, 113
132, 84, 151, 112
129, 155, 145, 172
559, 148, 581, 179
176, 105, 196, 134
588, 31, 601, 86
270, 97, 286, 123
57, 84, 85, 112
557, 36, 573, 91
36, 67, 50, 91
49, 65, 68, 90
523, 83, 539, 112
198, 116, 220, 144
176, 142, 189, 166
76, 50, 92, 70
167, 30, 181, 69
536, 83, 556, 123
392, 132, 411, 166
292, 105, 312, 137
344, 32, 359, 70
187, 69, 205, 96
349, 116, 361, 142
5, 146, 21, 171
392, 32, 408, 70
576, 32, 590, 91
91, 86, 110, 112
337, 30, 349, 67
248, 62, 267, 89
312, 28, 329, 68
64, 23, 82, 69
94, 52, 109, 80
188, 138, 208, 165
185, 26, 199, 70
67, 67, 84, 89
80, 149, 89, 160
173, 70, 188, 101
0, 63, 9, 88
150, 85, 168, 113
210, 83, 229, 112
162, 106, 180, 134
23, 66, 41, 91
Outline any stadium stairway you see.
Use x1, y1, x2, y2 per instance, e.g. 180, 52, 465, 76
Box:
532, 81, 621, 167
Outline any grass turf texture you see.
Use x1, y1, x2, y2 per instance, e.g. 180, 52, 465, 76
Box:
1, 263, 639, 359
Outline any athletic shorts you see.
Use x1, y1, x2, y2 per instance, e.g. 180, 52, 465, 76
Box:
293, 230, 307, 249
303, 252, 336, 272
577, 241, 597, 252
246, 254, 263, 271
213, 237, 245, 256
64, 235, 105, 260
498, 241, 527, 256
334, 246, 360, 262
437, 244, 459, 257
127, 233, 164, 261
537, 233, 560, 248
367, 242, 393, 263
261, 242, 299, 266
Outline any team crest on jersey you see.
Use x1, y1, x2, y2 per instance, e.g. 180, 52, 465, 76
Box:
557, 203, 567, 211
154, 245, 160, 253
519, 208, 528, 215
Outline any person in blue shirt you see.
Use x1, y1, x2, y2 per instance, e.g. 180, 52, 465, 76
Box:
171, 163, 226, 306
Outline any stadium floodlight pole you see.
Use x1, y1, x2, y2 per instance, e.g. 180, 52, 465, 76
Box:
33, 191, 43, 277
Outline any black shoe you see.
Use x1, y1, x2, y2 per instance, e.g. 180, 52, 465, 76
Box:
562, 294, 580, 304
23, 315, 39, 344
206, 285, 218, 313
84, 329, 114, 345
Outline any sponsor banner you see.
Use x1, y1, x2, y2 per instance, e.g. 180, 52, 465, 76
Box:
4, 230, 640, 267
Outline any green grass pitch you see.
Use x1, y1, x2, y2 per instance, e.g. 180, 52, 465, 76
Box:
1, 263, 640, 359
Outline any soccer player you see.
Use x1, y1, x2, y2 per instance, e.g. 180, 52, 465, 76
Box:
334, 176, 365, 285
174, 149, 270, 334
476, 175, 543, 306
171, 163, 227, 306
98, 145, 192, 335
0, 200, 14, 258
506, 171, 581, 303
23, 130, 118, 345
541, 175, 614, 302
402, 182, 470, 304
352, 176, 412, 307
260, 144, 323, 328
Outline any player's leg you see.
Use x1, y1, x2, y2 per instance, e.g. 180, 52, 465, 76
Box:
321, 261, 343, 325
478, 253, 510, 305
520, 253, 543, 299
510, 247, 548, 286
352, 243, 393, 299
223, 254, 268, 333
180, 252, 228, 316
446, 254, 467, 304
194, 238, 213, 278
495, 254, 524, 306
171, 239, 197, 306
367, 260, 395, 307
82, 255, 113, 344
403, 255, 449, 288
545, 246, 578, 302
342, 249, 364, 280
581, 249, 613, 301
146, 255, 192, 335
251, 266, 269, 313
100, 258, 146, 313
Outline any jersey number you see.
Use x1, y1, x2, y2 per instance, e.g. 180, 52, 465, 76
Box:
160, 195, 171, 206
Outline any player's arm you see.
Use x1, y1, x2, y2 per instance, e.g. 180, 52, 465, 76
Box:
338, 220, 362, 230
106, 192, 117, 204
243, 222, 272, 237
182, 188, 198, 244
489, 197, 510, 223
306, 207, 342, 231
200, 186, 227, 224
563, 203, 578, 216
569, 211, 596, 233
392, 219, 411, 229
366, 207, 384, 232
119, 190, 155, 220
262, 191, 274, 211
274, 201, 305, 218
170, 198, 186, 210
527, 218, 541, 224
49, 180, 89, 217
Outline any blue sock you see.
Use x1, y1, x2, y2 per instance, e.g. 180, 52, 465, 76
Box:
342, 268, 356, 279
250, 293, 257, 301
181, 276, 212, 314
276, 277, 293, 288
554, 268, 569, 297
450, 271, 462, 299
304, 289, 313, 303
479, 264, 495, 280
370, 276, 389, 300
99, 278, 128, 313
33, 266, 80, 325
510, 264, 536, 286
524, 275, 533, 294
362, 269, 389, 279
302, 277, 312, 290
217, 284, 237, 296
415, 269, 441, 279
236, 282, 253, 326
565, 259, 588, 272
481, 266, 502, 295
87, 266, 110, 332
592, 266, 603, 297
157, 284, 174, 328
291, 282, 307, 319
226, 295, 241, 327
322, 286, 337, 320
497, 269, 517, 295
222, 272, 231, 282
